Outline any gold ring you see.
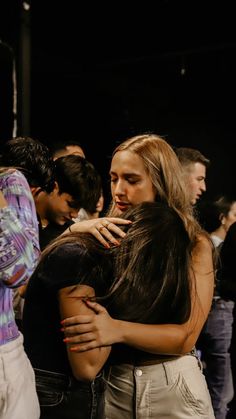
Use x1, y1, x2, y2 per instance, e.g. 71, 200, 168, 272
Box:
99, 226, 105, 232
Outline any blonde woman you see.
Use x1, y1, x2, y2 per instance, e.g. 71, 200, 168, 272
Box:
63, 134, 215, 418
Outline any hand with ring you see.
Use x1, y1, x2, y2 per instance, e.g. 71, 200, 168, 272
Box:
65, 217, 131, 248
98, 221, 111, 232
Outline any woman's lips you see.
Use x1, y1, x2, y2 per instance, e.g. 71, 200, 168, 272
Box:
115, 202, 130, 211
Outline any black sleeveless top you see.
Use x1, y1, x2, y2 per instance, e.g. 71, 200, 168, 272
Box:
23, 242, 111, 374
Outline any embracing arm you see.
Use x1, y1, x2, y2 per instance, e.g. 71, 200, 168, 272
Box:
59, 284, 111, 381
62, 235, 214, 355
63, 217, 131, 248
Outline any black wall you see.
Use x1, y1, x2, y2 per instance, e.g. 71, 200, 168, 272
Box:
1, 2, 236, 204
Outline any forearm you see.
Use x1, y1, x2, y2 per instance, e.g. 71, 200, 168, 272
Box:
62, 301, 205, 354
114, 319, 195, 355
68, 346, 111, 381
60, 285, 111, 381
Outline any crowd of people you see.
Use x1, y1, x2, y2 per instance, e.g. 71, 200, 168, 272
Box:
0, 133, 235, 418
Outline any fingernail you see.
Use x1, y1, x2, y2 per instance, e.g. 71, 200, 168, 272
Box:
63, 338, 69, 343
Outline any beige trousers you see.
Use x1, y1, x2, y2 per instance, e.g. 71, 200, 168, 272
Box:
0, 333, 40, 419
105, 355, 215, 418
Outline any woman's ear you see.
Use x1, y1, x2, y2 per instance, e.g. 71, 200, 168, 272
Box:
219, 213, 225, 225
31, 186, 43, 198
54, 181, 59, 193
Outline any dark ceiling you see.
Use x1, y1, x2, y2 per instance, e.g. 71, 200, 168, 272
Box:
1, 1, 236, 199
28, 2, 235, 78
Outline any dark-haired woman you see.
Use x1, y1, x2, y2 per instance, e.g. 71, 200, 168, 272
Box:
23, 231, 113, 419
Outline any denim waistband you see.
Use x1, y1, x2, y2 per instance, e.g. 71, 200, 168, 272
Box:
34, 368, 71, 391
34, 368, 105, 392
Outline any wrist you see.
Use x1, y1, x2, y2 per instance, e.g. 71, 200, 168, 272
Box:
113, 319, 125, 344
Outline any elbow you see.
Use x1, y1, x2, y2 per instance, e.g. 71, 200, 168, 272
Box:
177, 330, 198, 355
178, 342, 195, 355
68, 348, 110, 382
72, 365, 101, 382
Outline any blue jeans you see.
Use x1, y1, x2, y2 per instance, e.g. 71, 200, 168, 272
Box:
197, 298, 234, 419
34, 368, 106, 419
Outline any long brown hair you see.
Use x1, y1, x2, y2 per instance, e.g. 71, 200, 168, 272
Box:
107, 202, 193, 324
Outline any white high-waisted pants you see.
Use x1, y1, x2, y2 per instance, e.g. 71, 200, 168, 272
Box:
0, 333, 40, 419
105, 355, 215, 418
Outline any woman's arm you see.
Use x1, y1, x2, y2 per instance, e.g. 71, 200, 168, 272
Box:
59, 284, 111, 381
62, 235, 214, 355
64, 217, 131, 248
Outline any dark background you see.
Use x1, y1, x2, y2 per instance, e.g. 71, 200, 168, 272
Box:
1, 1, 236, 206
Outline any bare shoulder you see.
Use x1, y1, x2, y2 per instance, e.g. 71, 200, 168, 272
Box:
194, 233, 213, 255
192, 233, 214, 274
59, 284, 95, 298
58, 284, 95, 317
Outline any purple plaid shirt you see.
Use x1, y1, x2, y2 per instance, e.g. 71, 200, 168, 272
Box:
0, 169, 40, 345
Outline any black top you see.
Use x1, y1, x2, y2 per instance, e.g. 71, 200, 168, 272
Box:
218, 221, 236, 301
23, 241, 111, 374
39, 220, 74, 250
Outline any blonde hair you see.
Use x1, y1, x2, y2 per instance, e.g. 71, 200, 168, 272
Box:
108, 134, 201, 241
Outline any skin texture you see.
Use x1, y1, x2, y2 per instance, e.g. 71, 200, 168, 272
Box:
33, 182, 79, 226
212, 201, 236, 241
67, 217, 131, 248
184, 162, 206, 205
59, 284, 110, 381
110, 150, 156, 213
223, 202, 236, 232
